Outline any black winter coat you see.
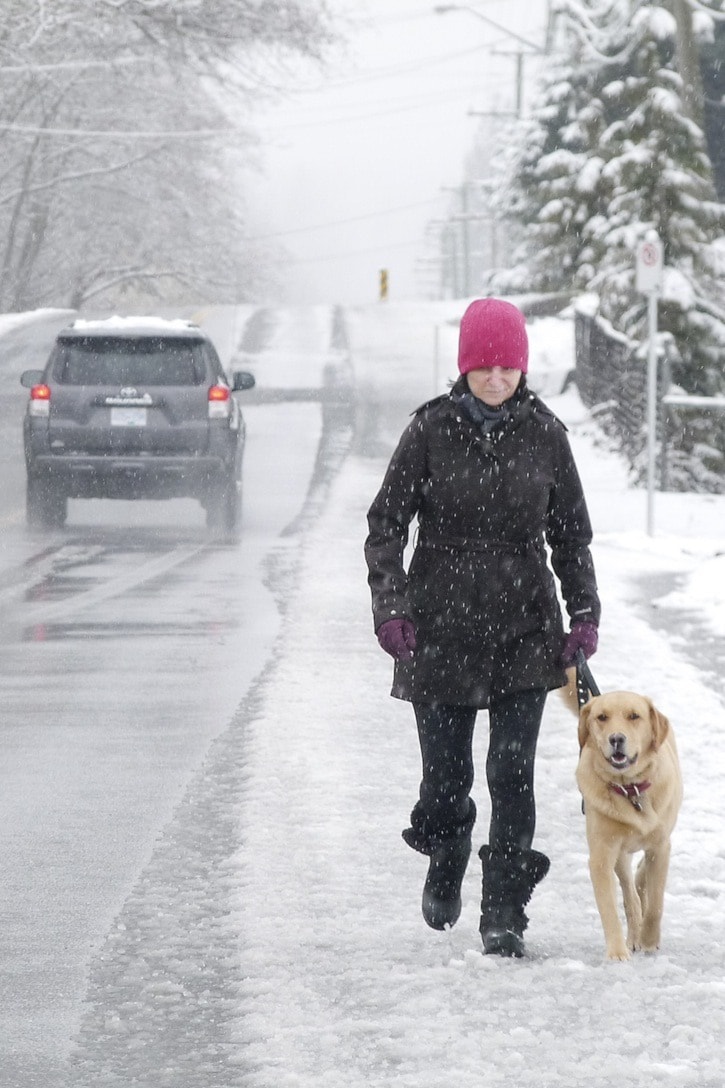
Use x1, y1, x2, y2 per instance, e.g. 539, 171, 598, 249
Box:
364, 378, 600, 707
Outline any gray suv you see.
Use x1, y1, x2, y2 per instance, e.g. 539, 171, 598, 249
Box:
20, 317, 255, 533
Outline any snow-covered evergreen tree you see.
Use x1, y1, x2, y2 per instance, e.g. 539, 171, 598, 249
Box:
496, 0, 725, 492
492, 1, 624, 295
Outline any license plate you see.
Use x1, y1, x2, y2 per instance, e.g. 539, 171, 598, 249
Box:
110, 407, 147, 427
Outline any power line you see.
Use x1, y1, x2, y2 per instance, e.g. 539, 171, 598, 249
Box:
290, 41, 491, 92
0, 123, 248, 139
264, 83, 498, 131
0, 56, 146, 73
282, 238, 423, 264
245, 198, 442, 241
0, 74, 494, 139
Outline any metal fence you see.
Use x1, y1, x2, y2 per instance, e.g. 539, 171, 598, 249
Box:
574, 308, 662, 459
574, 307, 725, 492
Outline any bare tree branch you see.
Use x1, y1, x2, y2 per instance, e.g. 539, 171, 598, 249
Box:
0, 0, 335, 310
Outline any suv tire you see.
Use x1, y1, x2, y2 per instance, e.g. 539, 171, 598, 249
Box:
27, 475, 67, 530
205, 474, 241, 537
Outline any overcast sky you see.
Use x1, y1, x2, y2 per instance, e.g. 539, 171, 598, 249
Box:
244, 0, 549, 306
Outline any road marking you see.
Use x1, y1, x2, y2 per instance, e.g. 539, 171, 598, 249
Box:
21, 544, 204, 624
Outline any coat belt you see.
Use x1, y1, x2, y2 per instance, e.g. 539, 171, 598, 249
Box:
417, 533, 543, 554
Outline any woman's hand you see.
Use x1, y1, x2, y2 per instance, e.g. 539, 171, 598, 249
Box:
376, 618, 417, 660
561, 621, 598, 666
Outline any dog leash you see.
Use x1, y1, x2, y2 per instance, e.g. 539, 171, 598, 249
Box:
574, 648, 600, 710
575, 649, 601, 816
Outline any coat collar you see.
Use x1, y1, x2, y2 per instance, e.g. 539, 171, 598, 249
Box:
448, 376, 565, 432
450, 376, 533, 442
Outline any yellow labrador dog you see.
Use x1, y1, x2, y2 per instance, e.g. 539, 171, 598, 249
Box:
576, 691, 682, 962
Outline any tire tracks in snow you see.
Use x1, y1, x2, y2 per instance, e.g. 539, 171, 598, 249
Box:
67, 305, 355, 1086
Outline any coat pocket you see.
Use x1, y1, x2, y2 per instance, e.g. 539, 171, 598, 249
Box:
408, 547, 481, 635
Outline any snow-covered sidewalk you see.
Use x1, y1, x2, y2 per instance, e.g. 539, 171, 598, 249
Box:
230, 305, 725, 1087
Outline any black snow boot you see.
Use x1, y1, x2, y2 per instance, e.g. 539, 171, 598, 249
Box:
479, 844, 550, 957
402, 801, 476, 931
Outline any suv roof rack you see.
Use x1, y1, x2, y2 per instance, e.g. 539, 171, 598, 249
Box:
61, 316, 206, 340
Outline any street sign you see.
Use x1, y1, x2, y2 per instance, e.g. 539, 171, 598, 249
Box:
636, 236, 663, 293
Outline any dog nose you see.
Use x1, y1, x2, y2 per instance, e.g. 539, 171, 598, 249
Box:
609, 733, 626, 750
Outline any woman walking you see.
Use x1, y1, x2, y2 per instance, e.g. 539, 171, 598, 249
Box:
364, 298, 600, 957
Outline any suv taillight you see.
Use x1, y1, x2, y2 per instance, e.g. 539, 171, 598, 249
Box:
29, 384, 51, 417
208, 383, 232, 419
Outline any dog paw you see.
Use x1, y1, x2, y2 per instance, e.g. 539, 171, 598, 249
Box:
640, 923, 661, 951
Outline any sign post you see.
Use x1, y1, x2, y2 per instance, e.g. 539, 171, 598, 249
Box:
635, 233, 664, 536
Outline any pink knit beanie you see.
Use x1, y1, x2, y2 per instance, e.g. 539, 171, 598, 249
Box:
457, 298, 529, 375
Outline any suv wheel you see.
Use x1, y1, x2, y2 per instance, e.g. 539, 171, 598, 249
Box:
205, 475, 241, 537
27, 475, 68, 529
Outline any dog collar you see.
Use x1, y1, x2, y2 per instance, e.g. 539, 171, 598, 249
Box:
609, 780, 651, 811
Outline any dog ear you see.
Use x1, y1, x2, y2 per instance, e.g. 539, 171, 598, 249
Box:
577, 704, 591, 751
648, 700, 671, 751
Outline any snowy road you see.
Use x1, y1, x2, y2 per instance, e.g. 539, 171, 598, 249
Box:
0, 306, 350, 1087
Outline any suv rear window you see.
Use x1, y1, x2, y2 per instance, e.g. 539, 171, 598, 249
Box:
51, 337, 206, 386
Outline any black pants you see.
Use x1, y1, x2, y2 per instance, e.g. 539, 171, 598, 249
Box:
411, 689, 547, 854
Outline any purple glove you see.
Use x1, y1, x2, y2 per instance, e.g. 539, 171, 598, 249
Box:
561, 621, 599, 667
377, 618, 417, 660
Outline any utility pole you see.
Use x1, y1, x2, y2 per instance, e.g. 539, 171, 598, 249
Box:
433, 5, 547, 295
460, 183, 471, 297
440, 220, 460, 298
489, 50, 526, 118
443, 184, 472, 297
434, 4, 544, 120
